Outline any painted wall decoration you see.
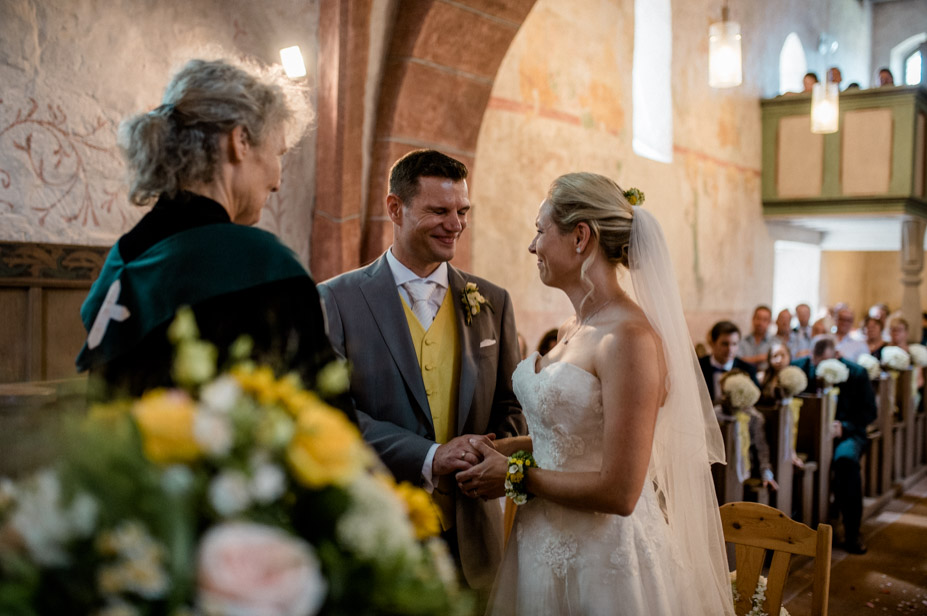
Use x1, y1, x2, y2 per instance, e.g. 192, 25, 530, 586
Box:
0, 0, 319, 266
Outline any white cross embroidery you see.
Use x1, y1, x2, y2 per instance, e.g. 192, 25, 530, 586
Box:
87, 279, 131, 349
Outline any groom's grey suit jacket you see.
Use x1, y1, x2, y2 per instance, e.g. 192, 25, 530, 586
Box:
318, 253, 527, 589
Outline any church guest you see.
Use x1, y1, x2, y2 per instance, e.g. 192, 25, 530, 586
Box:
738, 305, 773, 371
699, 320, 759, 403
760, 341, 792, 405
864, 316, 886, 358
835, 307, 868, 362
76, 59, 347, 414
878, 67, 894, 87
791, 336, 876, 554
802, 72, 819, 93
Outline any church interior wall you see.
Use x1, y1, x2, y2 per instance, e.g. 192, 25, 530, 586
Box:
0, 0, 320, 266
871, 0, 927, 81
821, 250, 927, 318
468, 0, 873, 351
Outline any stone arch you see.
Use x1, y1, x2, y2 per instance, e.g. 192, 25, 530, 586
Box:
310, 0, 536, 279
363, 0, 537, 269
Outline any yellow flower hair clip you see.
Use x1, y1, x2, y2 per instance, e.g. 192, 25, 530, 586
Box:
623, 187, 645, 205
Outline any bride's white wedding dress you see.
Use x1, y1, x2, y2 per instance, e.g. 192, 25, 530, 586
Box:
486, 353, 684, 615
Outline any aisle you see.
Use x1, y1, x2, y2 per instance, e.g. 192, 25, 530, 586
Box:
783, 476, 927, 615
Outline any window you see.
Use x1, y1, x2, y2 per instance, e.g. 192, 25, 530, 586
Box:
779, 33, 807, 95
632, 0, 672, 163
905, 49, 922, 86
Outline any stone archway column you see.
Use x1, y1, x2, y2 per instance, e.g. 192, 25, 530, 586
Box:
900, 217, 926, 343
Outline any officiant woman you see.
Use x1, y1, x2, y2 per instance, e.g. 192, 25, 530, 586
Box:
76, 58, 347, 411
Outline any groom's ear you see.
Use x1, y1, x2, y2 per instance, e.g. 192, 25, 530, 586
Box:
386, 194, 403, 224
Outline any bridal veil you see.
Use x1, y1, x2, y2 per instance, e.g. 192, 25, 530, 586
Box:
629, 206, 735, 615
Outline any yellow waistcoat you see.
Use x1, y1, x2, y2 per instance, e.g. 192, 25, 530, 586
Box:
401, 290, 461, 529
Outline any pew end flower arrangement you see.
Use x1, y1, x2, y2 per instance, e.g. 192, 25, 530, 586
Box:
0, 308, 469, 616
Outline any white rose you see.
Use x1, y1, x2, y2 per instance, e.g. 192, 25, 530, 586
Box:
197, 522, 326, 616
209, 471, 252, 517
250, 463, 286, 505
194, 410, 234, 458
200, 376, 242, 413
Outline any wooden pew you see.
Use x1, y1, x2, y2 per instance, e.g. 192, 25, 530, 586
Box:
893, 369, 916, 485
713, 414, 744, 505
795, 390, 836, 527
757, 399, 794, 517
861, 374, 897, 519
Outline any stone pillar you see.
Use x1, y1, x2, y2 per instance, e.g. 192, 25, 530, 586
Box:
900, 217, 926, 343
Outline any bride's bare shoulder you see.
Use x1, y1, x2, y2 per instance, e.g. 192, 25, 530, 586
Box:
597, 307, 661, 362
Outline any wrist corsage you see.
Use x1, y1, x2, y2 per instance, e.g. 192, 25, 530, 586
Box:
505, 450, 536, 505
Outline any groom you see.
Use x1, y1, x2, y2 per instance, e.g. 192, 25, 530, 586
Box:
318, 149, 526, 590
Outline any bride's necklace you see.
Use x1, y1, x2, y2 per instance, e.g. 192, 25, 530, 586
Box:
561, 298, 613, 345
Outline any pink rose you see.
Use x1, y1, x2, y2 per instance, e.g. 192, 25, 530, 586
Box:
197, 522, 326, 616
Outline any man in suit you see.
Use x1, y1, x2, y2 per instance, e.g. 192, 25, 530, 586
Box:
318, 149, 527, 590
792, 335, 877, 554
699, 320, 759, 403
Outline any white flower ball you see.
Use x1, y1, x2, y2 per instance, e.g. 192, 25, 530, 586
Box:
722, 373, 761, 409
816, 359, 849, 385
880, 346, 911, 371
856, 354, 882, 380
908, 343, 927, 367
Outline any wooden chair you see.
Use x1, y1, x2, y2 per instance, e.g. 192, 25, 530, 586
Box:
721, 501, 832, 616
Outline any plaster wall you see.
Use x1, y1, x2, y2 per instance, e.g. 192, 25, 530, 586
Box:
820, 250, 927, 314
0, 0, 319, 265
469, 0, 873, 351
872, 0, 927, 81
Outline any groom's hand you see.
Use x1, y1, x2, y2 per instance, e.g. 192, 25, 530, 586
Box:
433, 434, 494, 476
456, 439, 508, 500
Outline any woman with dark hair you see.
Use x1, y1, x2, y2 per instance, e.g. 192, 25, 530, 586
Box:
77, 58, 345, 409
759, 340, 792, 405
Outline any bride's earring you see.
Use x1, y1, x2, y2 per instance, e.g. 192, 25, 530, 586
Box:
576, 247, 581, 253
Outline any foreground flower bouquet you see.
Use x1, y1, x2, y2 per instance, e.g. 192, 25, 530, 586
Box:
0, 309, 470, 616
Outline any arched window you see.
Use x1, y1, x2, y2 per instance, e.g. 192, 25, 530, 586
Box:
905, 49, 922, 85
779, 33, 807, 95
632, 0, 672, 163
890, 33, 926, 85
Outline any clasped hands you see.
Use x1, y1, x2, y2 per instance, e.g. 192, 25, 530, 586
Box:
433, 434, 510, 500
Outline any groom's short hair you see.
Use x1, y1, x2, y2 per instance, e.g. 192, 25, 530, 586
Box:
388, 149, 468, 204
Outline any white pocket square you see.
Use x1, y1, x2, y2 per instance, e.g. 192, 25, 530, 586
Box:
479, 339, 497, 348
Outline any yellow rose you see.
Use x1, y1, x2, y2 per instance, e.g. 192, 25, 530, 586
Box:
394, 481, 441, 539
287, 405, 368, 488
132, 389, 201, 464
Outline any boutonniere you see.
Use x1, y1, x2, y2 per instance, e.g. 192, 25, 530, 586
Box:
460, 282, 493, 325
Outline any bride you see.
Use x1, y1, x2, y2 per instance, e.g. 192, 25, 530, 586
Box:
456, 173, 734, 615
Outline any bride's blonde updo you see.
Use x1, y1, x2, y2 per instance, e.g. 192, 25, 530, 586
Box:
546, 172, 634, 268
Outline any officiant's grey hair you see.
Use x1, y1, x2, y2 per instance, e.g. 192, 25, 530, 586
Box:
119, 58, 311, 206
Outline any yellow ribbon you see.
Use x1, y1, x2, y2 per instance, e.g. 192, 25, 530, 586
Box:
735, 410, 752, 479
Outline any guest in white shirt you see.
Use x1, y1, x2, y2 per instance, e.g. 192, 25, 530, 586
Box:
739, 305, 773, 371
835, 307, 868, 361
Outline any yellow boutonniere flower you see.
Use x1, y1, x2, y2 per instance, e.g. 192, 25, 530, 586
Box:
132, 389, 201, 464
460, 282, 493, 325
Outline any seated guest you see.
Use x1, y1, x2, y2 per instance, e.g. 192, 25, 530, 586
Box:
835, 307, 868, 361
811, 316, 832, 337
889, 317, 924, 389
802, 72, 819, 93
864, 316, 886, 358
739, 305, 773, 371
699, 320, 759, 403
76, 58, 348, 412
759, 341, 792, 405
791, 335, 877, 554
878, 67, 894, 87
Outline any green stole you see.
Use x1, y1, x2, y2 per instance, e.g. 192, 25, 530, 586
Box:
76, 223, 308, 370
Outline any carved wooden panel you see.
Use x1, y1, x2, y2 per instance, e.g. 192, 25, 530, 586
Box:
776, 115, 823, 198
0, 241, 107, 383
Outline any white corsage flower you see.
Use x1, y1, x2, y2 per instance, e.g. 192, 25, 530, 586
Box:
777, 366, 808, 396
193, 410, 234, 458
881, 346, 911, 371
856, 354, 882, 380
908, 343, 927, 367
816, 358, 849, 386
722, 373, 761, 410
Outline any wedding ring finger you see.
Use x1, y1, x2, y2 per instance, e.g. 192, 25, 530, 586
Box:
460, 451, 466, 460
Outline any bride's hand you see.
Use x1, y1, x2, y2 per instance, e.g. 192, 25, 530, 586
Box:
456, 439, 508, 500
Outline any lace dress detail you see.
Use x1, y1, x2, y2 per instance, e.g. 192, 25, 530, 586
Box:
487, 354, 683, 615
